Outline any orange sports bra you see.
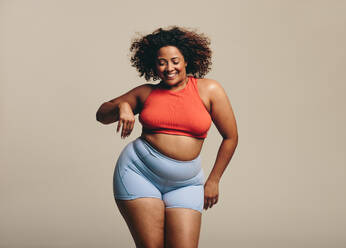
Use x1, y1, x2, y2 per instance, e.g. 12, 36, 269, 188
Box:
139, 76, 212, 139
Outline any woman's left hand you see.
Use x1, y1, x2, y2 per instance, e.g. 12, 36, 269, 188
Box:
203, 179, 219, 210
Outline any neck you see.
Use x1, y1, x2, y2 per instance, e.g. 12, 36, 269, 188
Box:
161, 76, 189, 90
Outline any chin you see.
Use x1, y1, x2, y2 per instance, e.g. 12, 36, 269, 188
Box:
165, 79, 180, 85
167, 75, 184, 82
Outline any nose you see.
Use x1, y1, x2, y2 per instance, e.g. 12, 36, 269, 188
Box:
166, 62, 174, 72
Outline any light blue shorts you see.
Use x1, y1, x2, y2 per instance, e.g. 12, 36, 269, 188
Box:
113, 137, 205, 213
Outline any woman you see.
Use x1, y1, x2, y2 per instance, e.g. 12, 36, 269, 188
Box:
96, 26, 238, 248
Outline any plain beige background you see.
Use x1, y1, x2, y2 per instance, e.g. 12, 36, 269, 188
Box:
1, 0, 345, 247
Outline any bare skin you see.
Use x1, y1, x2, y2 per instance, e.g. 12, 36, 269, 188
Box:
96, 46, 238, 247
116, 198, 202, 248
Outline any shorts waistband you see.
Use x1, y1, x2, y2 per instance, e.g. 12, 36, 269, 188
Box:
133, 137, 201, 164
131, 137, 202, 182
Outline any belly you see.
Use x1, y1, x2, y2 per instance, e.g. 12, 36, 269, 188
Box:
140, 132, 204, 161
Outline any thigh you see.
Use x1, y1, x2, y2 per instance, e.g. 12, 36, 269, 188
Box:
116, 198, 165, 248
164, 208, 202, 248
163, 185, 204, 248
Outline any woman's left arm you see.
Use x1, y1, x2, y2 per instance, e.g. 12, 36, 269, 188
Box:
204, 79, 238, 210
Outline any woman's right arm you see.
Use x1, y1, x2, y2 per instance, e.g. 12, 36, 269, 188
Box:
96, 84, 148, 138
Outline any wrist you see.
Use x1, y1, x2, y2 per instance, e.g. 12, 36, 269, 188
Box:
118, 101, 131, 111
207, 175, 221, 183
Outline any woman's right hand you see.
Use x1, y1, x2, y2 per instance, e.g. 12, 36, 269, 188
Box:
116, 102, 135, 139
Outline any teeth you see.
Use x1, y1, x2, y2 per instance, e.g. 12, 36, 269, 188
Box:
167, 73, 176, 77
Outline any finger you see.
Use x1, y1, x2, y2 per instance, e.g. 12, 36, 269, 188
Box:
211, 197, 218, 208
126, 121, 134, 137
116, 120, 122, 133
129, 120, 135, 134
206, 197, 217, 209
204, 198, 208, 210
204, 198, 212, 210
124, 120, 132, 138
121, 120, 129, 138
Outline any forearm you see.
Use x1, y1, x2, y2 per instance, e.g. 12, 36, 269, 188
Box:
207, 137, 238, 183
96, 101, 120, 124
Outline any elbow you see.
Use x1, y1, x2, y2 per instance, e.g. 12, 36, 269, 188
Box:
96, 111, 107, 124
233, 134, 239, 147
96, 112, 103, 123
96, 102, 109, 124
96, 111, 115, 125
96, 101, 118, 125
233, 131, 239, 144
224, 132, 238, 145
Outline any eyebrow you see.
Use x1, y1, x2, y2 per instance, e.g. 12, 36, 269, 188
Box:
157, 56, 180, 60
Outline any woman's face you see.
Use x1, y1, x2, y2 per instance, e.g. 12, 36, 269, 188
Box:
155, 46, 187, 86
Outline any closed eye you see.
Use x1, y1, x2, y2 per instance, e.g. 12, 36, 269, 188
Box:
172, 58, 180, 64
157, 60, 167, 66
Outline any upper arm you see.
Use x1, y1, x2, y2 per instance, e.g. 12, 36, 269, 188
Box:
208, 80, 238, 140
108, 84, 150, 115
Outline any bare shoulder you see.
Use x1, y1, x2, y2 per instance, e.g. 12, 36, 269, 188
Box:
130, 82, 154, 94
108, 83, 152, 102
197, 78, 226, 98
107, 82, 157, 115
135, 82, 157, 101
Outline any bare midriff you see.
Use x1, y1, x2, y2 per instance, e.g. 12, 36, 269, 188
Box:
140, 132, 205, 161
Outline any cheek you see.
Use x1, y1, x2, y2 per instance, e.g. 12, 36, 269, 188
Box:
155, 66, 163, 74
178, 64, 186, 73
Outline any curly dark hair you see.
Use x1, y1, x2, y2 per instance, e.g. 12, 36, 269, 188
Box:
130, 26, 212, 81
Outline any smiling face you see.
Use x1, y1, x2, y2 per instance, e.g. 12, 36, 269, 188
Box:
155, 46, 188, 87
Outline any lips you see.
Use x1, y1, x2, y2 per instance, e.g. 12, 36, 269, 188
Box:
165, 72, 177, 80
